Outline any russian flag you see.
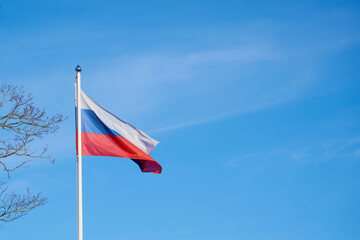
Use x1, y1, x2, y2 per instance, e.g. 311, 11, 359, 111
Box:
76, 90, 162, 174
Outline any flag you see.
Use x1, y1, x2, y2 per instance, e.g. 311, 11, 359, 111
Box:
76, 90, 162, 174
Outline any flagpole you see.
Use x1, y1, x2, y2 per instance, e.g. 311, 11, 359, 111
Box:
75, 65, 83, 240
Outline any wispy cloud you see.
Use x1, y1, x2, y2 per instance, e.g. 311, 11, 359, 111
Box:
86, 44, 284, 120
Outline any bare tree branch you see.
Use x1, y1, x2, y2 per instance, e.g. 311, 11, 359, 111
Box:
0, 183, 47, 222
0, 84, 65, 175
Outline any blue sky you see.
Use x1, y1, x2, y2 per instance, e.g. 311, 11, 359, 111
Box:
0, 0, 359, 239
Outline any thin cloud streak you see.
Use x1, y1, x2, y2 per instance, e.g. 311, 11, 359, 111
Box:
148, 92, 299, 134
149, 72, 317, 134
227, 137, 360, 167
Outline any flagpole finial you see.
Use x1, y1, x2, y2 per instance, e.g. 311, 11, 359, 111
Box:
75, 65, 82, 72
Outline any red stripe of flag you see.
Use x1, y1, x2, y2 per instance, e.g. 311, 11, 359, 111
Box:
76, 132, 162, 174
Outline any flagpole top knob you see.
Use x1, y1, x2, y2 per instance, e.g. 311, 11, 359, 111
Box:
75, 65, 82, 72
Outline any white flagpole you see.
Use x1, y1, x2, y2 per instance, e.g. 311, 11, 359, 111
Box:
75, 65, 83, 240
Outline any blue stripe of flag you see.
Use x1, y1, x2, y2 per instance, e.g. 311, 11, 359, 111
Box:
75, 108, 121, 136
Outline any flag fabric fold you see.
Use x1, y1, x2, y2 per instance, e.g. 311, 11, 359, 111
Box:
76, 90, 162, 174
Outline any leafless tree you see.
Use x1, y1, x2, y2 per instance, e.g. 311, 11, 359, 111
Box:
0, 84, 65, 223
0, 182, 47, 223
